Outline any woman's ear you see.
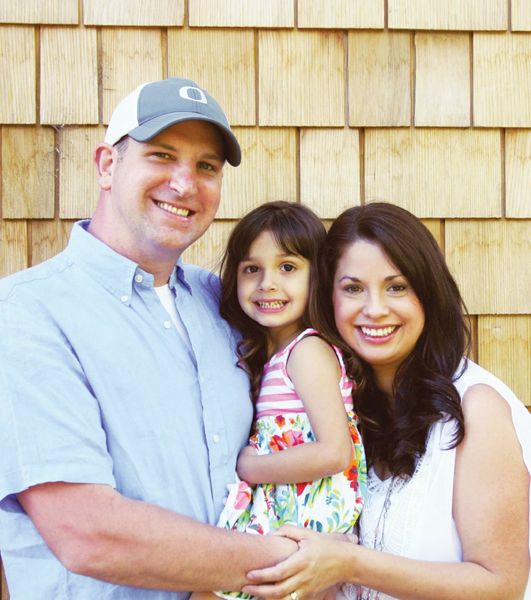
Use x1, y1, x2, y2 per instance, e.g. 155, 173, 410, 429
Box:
94, 143, 115, 191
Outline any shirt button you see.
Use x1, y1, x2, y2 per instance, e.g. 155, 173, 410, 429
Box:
163, 320, 172, 329
212, 434, 220, 444
134, 274, 144, 283
120, 295, 128, 303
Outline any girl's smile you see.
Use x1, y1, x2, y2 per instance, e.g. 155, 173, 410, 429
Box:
237, 230, 310, 353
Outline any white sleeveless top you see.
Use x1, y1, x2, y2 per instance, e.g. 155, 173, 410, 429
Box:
344, 359, 531, 600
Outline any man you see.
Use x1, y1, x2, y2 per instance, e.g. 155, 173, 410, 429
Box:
0, 78, 296, 599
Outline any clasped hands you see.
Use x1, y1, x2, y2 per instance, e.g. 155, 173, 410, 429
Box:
241, 525, 358, 600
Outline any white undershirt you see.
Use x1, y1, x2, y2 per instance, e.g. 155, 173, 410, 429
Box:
154, 284, 194, 355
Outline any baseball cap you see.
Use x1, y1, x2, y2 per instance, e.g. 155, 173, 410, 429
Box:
104, 77, 241, 166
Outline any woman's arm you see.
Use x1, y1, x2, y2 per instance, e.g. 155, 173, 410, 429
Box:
241, 383, 530, 600
236, 336, 354, 484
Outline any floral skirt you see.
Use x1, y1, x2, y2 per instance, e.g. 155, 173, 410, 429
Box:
218, 410, 366, 536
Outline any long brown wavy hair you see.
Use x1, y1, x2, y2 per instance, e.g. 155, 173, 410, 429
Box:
316, 202, 470, 477
220, 201, 326, 402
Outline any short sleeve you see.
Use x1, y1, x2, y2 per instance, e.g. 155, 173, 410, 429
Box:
0, 299, 115, 504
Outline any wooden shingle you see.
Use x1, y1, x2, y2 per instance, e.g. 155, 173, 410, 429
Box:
365, 128, 502, 217
168, 29, 255, 126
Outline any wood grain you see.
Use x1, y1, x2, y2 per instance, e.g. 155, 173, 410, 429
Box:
168, 29, 255, 126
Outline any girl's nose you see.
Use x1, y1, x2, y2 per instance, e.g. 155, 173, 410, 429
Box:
258, 271, 278, 291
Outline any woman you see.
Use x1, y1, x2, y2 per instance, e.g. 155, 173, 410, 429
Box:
240, 203, 530, 600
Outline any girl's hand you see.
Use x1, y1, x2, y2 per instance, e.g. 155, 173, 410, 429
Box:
242, 525, 356, 599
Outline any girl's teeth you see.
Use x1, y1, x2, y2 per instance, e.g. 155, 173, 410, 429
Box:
361, 326, 396, 337
156, 201, 189, 217
258, 301, 285, 309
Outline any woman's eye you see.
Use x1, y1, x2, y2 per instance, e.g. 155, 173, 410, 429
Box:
154, 152, 172, 160
388, 284, 407, 294
344, 284, 362, 294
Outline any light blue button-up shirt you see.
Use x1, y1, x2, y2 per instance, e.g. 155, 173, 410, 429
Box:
0, 221, 252, 599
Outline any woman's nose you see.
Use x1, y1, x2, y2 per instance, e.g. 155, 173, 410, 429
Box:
363, 292, 389, 318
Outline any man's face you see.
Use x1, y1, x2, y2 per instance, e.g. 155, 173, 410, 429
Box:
97, 120, 225, 271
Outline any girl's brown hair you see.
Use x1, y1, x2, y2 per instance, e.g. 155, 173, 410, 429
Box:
220, 201, 326, 401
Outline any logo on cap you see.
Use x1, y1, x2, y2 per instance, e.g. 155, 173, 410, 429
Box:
179, 86, 208, 104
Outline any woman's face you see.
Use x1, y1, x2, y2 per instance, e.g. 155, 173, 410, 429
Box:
332, 239, 425, 393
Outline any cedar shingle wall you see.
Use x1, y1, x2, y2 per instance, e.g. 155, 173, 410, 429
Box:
1, 1, 530, 596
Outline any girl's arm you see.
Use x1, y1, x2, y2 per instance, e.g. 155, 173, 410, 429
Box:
236, 335, 354, 485
241, 383, 530, 600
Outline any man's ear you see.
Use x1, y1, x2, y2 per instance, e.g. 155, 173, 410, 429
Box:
94, 143, 116, 191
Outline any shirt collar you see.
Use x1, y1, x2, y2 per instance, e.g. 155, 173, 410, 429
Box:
65, 221, 191, 301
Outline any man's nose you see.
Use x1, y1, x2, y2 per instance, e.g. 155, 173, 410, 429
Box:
168, 164, 197, 197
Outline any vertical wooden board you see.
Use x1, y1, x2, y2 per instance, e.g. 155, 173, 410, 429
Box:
1, 126, 55, 219
219, 127, 297, 218
474, 33, 531, 127
0, 0, 77, 24
512, 0, 531, 31
300, 128, 360, 218
259, 31, 345, 126
365, 128, 502, 217
468, 314, 479, 362
182, 221, 236, 271
1, 560, 8, 600
505, 130, 531, 218
59, 127, 105, 219
30, 220, 73, 267
415, 33, 470, 127
102, 29, 163, 124
0, 26, 36, 124
167, 29, 255, 126
478, 315, 530, 405
388, 0, 507, 30
445, 220, 531, 314
0, 220, 28, 277
420, 219, 444, 248
189, 0, 293, 27
348, 32, 411, 127
297, 0, 384, 29
40, 27, 98, 125
83, 0, 183, 25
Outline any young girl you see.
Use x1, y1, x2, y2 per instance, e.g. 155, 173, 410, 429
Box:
214, 201, 366, 598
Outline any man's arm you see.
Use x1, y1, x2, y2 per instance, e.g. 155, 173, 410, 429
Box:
18, 482, 297, 592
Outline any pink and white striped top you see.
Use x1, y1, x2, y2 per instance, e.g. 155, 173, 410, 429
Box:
255, 328, 354, 420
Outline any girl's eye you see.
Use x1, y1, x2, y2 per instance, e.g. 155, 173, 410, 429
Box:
242, 265, 258, 274
280, 263, 296, 272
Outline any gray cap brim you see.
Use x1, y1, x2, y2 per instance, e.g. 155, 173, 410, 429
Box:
127, 112, 241, 166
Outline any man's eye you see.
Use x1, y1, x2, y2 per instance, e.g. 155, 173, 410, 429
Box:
198, 161, 215, 172
154, 152, 172, 160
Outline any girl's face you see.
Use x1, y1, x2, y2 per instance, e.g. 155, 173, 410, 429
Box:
332, 239, 425, 394
237, 230, 311, 353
